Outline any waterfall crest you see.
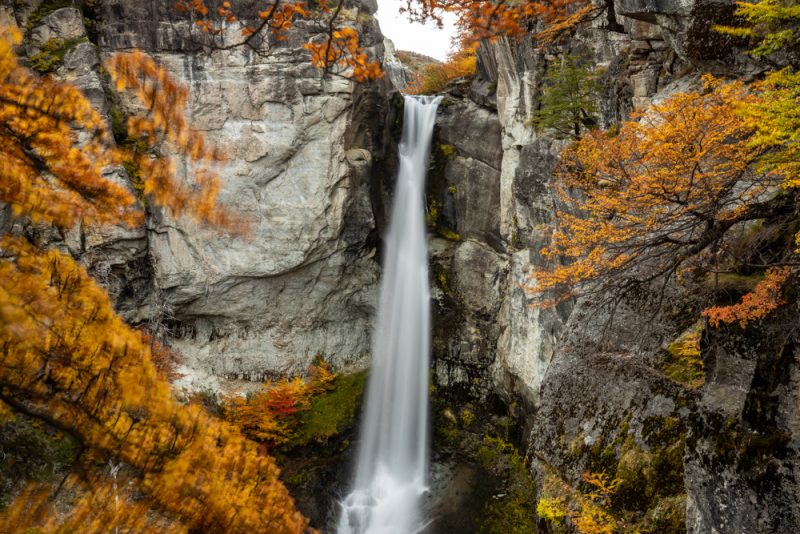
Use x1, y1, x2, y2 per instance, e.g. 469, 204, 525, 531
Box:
338, 94, 442, 534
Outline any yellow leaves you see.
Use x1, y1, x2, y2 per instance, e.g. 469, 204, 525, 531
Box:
537, 470, 621, 534
714, 0, 800, 57
739, 68, 800, 190
0, 475, 188, 534
0, 231, 311, 531
106, 50, 237, 232
0, 25, 308, 534
0, 29, 233, 232
0, 31, 138, 228
528, 77, 777, 306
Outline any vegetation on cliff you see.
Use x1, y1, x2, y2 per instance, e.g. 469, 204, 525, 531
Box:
0, 25, 309, 532
3, 0, 800, 531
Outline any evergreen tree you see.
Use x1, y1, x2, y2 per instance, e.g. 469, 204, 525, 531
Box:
530, 55, 599, 139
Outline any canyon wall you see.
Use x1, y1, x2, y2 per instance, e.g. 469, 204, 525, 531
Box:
5, 0, 392, 390
8, 0, 800, 531
429, 1, 800, 532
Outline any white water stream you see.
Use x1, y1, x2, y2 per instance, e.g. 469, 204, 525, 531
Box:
338, 95, 442, 534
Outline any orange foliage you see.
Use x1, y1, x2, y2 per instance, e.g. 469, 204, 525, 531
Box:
401, 0, 600, 45
178, 0, 382, 81
177, 0, 598, 83
703, 267, 791, 328
0, 27, 309, 533
1, 475, 187, 534
0, 236, 310, 533
224, 362, 336, 445
177, 0, 308, 39
107, 50, 237, 231
528, 77, 788, 312
305, 26, 383, 82
0, 27, 136, 228
0, 27, 232, 231
405, 44, 478, 94
570, 472, 621, 534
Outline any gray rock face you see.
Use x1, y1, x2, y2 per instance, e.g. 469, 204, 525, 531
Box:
684, 306, 800, 533
429, 2, 800, 532
17, 0, 391, 387
103, 1, 388, 382
382, 38, 413, 91
29, 7, 85, 43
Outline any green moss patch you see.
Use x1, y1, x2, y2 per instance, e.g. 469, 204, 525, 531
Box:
26, 0, 78, 30
660, 321, 705, 388
29, 37, 88, 74
439, 143, 456, 158
477, 435, 538, 534
554, 410, 688, 534
0, 412, 81, 507
437, 228, 462, 241
284, 370, 367, 448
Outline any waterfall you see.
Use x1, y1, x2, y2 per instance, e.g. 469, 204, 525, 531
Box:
338, 94, 442, 534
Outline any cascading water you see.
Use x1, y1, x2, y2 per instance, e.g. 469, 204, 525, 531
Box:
338, 94, 442, 534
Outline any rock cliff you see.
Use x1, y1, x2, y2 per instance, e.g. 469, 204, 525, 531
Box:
8, 0, 800, 531
429, 1, 800, 532
7, 0, 392, 389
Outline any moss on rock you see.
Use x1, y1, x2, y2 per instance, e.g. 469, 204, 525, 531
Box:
29, 37, 88, 74
284, 370, 367, 449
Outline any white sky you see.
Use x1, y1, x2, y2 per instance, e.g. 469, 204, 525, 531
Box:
375, 0, 459, 61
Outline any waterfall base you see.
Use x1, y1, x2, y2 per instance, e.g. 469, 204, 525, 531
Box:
337, 466, 429, 534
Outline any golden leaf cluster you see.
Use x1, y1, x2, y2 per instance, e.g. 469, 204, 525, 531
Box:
530, 77, 772, 300
0, 26, 309, 533
536, 471, 621, 534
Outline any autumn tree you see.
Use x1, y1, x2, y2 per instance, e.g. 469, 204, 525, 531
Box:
0, 25, 310, 532
400, 0, 613, 46
405, 43, 478, 94
178, 0, 615, 81
528, 76, 797, 324
715, 0, 800, 58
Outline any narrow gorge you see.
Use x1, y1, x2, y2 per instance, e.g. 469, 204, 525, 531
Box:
1, 0, 800, 533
